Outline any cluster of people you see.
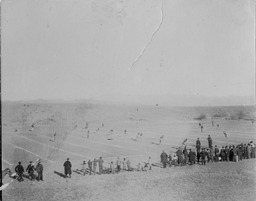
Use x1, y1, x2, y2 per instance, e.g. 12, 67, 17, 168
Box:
159, 137, 256, 168
76, 156, 152, 176
14, 160, 43, 182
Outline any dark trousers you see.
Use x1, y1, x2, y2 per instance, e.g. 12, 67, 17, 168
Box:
117, 165, 121, 172
99, 165, 103, 175
17, 173, 24, 181
215, 155, 219, 162
162, 162, 167, 168
37, 171, 43, 181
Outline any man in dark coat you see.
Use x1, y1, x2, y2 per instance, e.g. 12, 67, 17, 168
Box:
15, 161, 24, 182
36, 160, 43, 181
98, 157, 104, 175
63, 158, 72, 178
176, 148, 185, 166
88, 160, 92, 175
188, 149, 195, 165
200, 148, 207, 165
214, 145, 219, 162
220, 146, 225, 161
224, 146, 230, 162
160, 150, 168, 168
196, 138, 201, 153
183, 146, 188, 165
207, 135, 213, 149
26, 161, 35, 180
196, 151, 201, 164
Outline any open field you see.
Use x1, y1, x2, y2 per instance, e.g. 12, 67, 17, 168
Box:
1, 101, 256, 201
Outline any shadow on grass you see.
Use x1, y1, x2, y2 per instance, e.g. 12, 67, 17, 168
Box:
54, 171, 66, 178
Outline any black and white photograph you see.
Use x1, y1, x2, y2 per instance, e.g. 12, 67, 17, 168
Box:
1, 0, 255, 200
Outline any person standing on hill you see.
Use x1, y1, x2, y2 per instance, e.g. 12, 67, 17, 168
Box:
15, 162, 24, 182
247, 143, 251, 159
183, 146, 188, 165
36, 160, 43, 181
250, 141, 255, 158
93, 159, 97, 174
188, 149, 193, 165
116, 157, 121, 172
88, 160, 92, 175
200, 149, 207, 165
243, 144, 248, 159
196, 150, 201, 164
81, 161, 87, 176
176, 148, 184, 166
220, 146, 225, 161
160, 150, 168, 168
200, 125, 204, 132
123, 158, 127, 171
229, 145, 233, 161
98, 157, 104, 175
207, 135, 213, 149
208, 148, 213, 163
26, 161, 35, 181
63, 158, 72, 178
196, 138, 201, 153
224, 146, 230, 162
214, 145, 219, 162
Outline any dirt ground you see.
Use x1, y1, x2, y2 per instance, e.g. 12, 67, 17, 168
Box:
1, 102, 256, 200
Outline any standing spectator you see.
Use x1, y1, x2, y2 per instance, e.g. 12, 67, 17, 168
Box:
110, 162, 115, 174
63, 158, 72, 178
208, 148, 214, 163
93, 159, 97, 175
116, 157, 121, 172
247, 143, 252, 159
98, 157, 104, 175
229, 145, 234, 162
196, 138, 201, 153
88, 160, 92, 175
15, 162, 24, 182
207, 135, 213, 149
123, 158, 127, 171
188, 149, 193, 165
200, 149, 207, 165
183, 146, 188, 165
225, 146, 230, 162
220, 146, 225, 161
81, 161, 86, 176
196, 150, 201, 164
160, 150, 168, 168
36, 160, 43, 181
26, 161, 35, 181
244, 144, 248, 159
201, 125, 204, 132
127, 159, 132, 171
168, 153, 172, 167
176, 148, 184, 166
238, 145, 243, 161
214, 145, 219, 162
250, 141, 255, 158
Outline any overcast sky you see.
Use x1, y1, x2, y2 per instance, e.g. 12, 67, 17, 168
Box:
2, 0, 255, 103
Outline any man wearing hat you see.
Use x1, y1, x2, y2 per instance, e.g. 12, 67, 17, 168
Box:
15, 161, 24, 182
36, 159, 44, 181
63, 158, 72, 178
26, 161, 35, 180
160, 150, 168, 168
